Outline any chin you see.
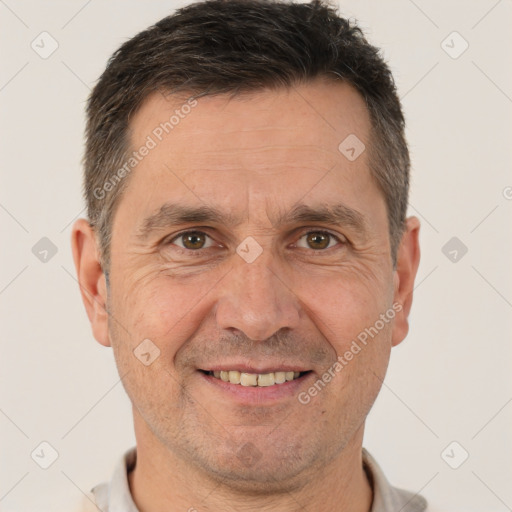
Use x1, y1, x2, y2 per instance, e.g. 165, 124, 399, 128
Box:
204, 462, 307, 495
187, 435, 325, 494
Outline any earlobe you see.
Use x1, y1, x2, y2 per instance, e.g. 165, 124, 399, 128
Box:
71, 218, 111, 347
391, 216, 421, 347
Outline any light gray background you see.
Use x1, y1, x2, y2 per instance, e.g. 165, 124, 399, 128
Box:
1, 1, 511, 511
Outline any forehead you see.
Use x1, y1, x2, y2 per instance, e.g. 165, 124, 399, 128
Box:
115, 79, 383, 236
129, 79, 370, 160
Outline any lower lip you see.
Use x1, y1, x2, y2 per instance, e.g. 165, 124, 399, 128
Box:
197, 371, 314, 404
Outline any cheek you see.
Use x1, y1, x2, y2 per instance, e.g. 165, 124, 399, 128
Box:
300, 294, 393, 426
117, 269, 222, 355
296, 267, 394, 408
298, 267, 394, 348
114, 250, 393, 359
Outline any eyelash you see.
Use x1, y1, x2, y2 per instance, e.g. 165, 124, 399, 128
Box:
166, 229, 346, 253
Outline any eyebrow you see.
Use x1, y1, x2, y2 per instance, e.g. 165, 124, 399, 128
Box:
135, 201, 369, 241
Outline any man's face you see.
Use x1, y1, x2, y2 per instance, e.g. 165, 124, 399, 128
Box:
75, 79, 418, 490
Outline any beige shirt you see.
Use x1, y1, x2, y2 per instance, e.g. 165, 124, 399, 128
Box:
73, 446, 429, 512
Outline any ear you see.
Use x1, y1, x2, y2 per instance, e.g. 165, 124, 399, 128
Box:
391, 216, 421, 347
71, 218, 111, 347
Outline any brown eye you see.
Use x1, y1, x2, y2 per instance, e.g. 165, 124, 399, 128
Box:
307, 232, 329, 249
296, 231, 342, 250
171, 231, 213, 250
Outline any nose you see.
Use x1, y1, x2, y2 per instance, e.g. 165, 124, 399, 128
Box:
214, 252, 301, 341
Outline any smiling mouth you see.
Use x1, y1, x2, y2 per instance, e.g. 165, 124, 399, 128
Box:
200, 370, 311, 387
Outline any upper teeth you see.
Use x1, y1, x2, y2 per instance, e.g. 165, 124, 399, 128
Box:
211, 370, 301, 386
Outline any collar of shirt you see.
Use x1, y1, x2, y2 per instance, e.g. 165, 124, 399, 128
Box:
88, 446, 428, 512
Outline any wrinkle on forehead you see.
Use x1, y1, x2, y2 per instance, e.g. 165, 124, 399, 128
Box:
129, 79, 370, 153
116, 79, 384, 249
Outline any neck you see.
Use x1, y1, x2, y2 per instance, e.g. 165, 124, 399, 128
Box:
128, 413, 373, 512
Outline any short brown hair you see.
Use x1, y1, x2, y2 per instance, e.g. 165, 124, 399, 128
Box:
83, 0, 410, 273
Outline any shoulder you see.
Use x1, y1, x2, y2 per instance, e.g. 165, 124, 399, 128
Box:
362, 448, 428, 512
385, 484, 428, 512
